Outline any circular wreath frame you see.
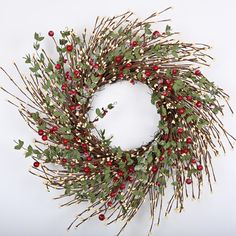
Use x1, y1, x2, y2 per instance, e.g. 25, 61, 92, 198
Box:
1, 8, 235, 236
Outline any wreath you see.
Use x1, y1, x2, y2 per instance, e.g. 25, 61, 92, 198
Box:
1, 9, 235, 236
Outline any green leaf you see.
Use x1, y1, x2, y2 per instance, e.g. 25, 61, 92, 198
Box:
34, 32, 44, 41
14, 140, 24, 150
95, 108, 103, 118
107, 103, 114, 109
25, 145, 33, 157
173, 80, 184, 92
165, 25, 171, 36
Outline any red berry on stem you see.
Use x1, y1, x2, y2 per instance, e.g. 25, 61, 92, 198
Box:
84, 167, 91, 173
126, 63, 132, 68
48, 30, 54, 37
33, 161, 40, 168
178, 108, 185, 115
52, 126, 58, 132
118, 73, 124, 79
131, 41, 138, 47
63, 139, 68, 145
61, 158, 67, 164
159, 156, 165, 161
55, 64, 61, 70
153, 31, 160, 38
38, 130, 44, 136
186, 137, 193, 144
186, 178, 192, 185
117, 170, 124, 177
61, 84, 67, 91
153, 65, 159, 71
42, 135, 48, 141
145, 70, 151, 77
177, 127, 184, 134
69, 105, 76, 111
110, 191, 117, 198
99, 214, 105, 221
196, 101, 202, 108
172, 68, 178, 75
177, 95, 183, 101
120, 183, 126, 190
128, 166, 135, 173
106, 161, 112, 166
66, 44, 73, 52
186, 95, 193, 101
87, 156, 92, 161
197, 165, 203, 171
195, 70, 202, 76
191, 158, 196, 164
107, 201, 112, 207
115, 55, 122, 63
127, 176, 133, 182
151, 166, 158, 173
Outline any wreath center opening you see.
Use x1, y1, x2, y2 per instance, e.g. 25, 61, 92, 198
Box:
88, 81, 161, 150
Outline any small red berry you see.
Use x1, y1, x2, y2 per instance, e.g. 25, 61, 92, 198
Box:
186, 137, 193, 144
48, 30, 54, 37
106, 161, 112, 166
115, 55, 122, 63
62, 139, 68, 145
128, 166, 135, 173
66, 44, 73, 52
33, 161, 40, 168
195, 70, 202, 76
42, 135, 48, 141
126, 63, 132, 68
110, 191, 117, 198
177, 95, 183, 101
178, 108, 185, 115
38, 130, 44, 136
81, 143, 87, 149
197, 165, 203, 171
69, 105, 76, 111
55, 64, 61, 70
186, 178, 192, 185
52, 126, 58, 132
186, 95, 193, 101
61, 158, 67, 164
84, 167, 91, 173
65, 145, 71, 150
196, 101, 202, 108
172, 68, 178, 75
120, 183, 126, 190
87, 156, 92, 161
131, 41, 138, 47
113, 177, 119, 182
99, 214, 105, 221
145, 70, 151, 77
177, 127, 184, 134
61, 84, 67, 91
159, 156, 165, 161
162, 91, 168, 96
118, 73, 124, 79
127, 176, 133, 182
153, 31, 160, 38
107, 201, 112, 207
117, 170, 124, 177
151, 166, 158, 173
153, 65, 159, 71
191, 158, 197, 164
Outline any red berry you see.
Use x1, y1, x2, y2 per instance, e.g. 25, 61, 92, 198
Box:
69, 105, 76, 111
63, 139, 68, 145
87, 156, 92, 161
145, 70, 151, 77
186, 178, 192, 185
165, 79, 172, 85
186, 137, 193, 144
131, 41, 138, 47
172, 68, 178, 75
99, 214, 105, 221
106, 161, 112, 166
153, 65, 159, 71
153, 31, 160, 38
115, 55, 122, 63
178, 108, 185, 115
151, 166, 158, 173
195, 70, 202, 76
113, 177, 119, 182
126, 63, 132, 68
117, 170, 124, 177
186, 95, 193, 101
191, 158, 196, 164
55, 64, 61, 70
52, 126, 58, 132
48, 30, 54, 37
66, 44, 73, 52
84, 167, 91, 173
110, 191, 117, 198
42, 135, 48, 141
65, 145, 71, 150
197, 165, 203, 171
107, 201, 112, 207
196, 101, 202, 108
127, 176, 133, 182
33, 161, 40, 168
61, 158, 67, 164
128, 166, 135, 173
118, 73, 124, 79
162, 91, 168, 96
159, 156, 165, 161
61, 84, 67, 91
38, 130, 44, 136
70, 161, 76, 168
177, 95, 183, 101
81, 143, 87, 149
177, 127, 184, 134
120, 183, 126, 190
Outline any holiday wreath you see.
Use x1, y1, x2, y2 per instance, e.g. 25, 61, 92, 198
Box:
1, 8, 235, 235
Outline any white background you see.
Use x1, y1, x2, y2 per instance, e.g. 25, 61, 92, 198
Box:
0, 0, 236, 236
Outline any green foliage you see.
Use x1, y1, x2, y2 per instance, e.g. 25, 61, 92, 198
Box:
14, 140, 24, 150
